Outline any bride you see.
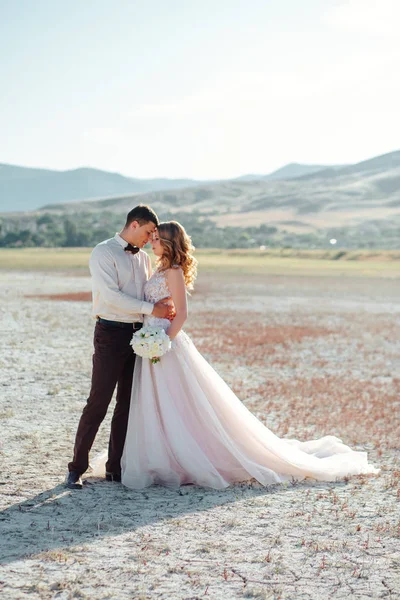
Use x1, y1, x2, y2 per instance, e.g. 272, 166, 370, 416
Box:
119, 221, 378, 489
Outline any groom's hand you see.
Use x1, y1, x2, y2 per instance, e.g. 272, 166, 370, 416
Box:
152, 298, 175, 320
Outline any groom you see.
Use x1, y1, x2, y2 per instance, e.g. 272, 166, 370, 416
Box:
67, 205, 173, 489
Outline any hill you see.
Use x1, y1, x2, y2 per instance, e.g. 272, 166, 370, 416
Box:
0, 165, 205, 212
36, 150, 400, 230
0, 161, 339, 213
263, 162, 339, 180
233, 163, 337, 182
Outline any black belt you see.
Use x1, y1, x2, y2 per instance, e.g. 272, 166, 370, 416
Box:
97, 318, 143, 329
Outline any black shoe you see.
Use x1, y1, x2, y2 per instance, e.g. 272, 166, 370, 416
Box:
105, 471, 121, 482
66, 471, 83, 489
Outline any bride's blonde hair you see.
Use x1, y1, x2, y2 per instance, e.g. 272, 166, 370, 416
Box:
156, 221, 198, 290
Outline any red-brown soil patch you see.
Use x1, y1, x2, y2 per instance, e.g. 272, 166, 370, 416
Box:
25, 292, 91, 302
240, 376, 400, 451
186, 317, 333, 364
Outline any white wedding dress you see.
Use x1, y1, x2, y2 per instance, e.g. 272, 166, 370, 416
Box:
119, 270, 379, 489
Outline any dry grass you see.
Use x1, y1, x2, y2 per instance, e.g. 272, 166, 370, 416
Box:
1, 247, 400, 277
198, 248, 400, 261
0, 247, 91, 271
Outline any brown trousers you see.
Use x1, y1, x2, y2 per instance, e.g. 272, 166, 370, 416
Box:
68, 321, 136, 475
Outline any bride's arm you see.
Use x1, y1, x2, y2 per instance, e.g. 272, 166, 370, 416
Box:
165, 267, 187, 340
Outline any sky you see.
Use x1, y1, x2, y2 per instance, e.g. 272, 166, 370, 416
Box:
1, 0, 399, 179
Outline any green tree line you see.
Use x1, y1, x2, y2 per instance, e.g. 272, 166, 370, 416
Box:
0, 211, 398, 249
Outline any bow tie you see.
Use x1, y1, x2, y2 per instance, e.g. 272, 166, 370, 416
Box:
124, 243, 140, 255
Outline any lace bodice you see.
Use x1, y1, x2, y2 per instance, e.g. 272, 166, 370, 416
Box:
143, 267, 192, 352
144, 269, 170, 304
144, 269, 172, 330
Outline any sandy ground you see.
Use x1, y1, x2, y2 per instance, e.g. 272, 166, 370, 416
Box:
0, 270, 399, 600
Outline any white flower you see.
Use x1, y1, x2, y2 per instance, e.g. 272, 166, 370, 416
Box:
130, 326, 171, 363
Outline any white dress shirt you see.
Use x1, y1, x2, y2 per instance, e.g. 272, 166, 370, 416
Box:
89, 233, 154, 323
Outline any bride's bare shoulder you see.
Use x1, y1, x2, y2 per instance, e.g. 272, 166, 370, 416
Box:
166, 265, 184, 284
167, 264, 183, 273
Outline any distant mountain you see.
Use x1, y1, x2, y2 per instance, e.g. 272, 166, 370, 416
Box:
340, 149, 400, 176
0, 164, 205, 213
298, 150, 400, 181
0, 161, 340, 213
0, 164, 57, 180
234, 173, 266, 181
0, 152, 398, 221
262, 162, 337, 180
27, 150, 400, 238
233, 163, 340, 182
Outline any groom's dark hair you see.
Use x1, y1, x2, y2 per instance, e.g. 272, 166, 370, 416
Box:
125, 205, 159, 227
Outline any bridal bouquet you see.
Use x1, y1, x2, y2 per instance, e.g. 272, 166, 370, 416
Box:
130, 326, 171, 364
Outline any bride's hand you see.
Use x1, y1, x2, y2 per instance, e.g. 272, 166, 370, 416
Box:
152, 297, 176, 320
162, 296, 176, 321
152, 301, 171, 319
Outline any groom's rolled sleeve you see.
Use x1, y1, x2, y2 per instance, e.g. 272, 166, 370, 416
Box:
90, 248, 154, 317
140, 301, 154, 315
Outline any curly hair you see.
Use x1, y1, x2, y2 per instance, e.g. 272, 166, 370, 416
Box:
156, 221, 198, 291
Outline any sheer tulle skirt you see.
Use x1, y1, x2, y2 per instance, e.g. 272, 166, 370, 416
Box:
117, 331, 378, 490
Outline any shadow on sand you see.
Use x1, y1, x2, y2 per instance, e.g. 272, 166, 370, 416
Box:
0, 476, 343, 565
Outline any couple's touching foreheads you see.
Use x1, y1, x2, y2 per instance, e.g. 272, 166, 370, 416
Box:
66, 204, 378, 491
